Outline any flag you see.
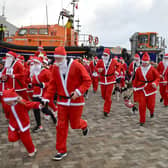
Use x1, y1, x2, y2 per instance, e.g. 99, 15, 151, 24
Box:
75, 3, 78, 9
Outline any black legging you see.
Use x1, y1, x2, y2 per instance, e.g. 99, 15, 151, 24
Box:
33, 97, 56, 126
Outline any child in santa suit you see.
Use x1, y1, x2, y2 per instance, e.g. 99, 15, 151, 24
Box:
133, 53, 160, 126
157, 53, 168, 106
43, 46, 91, 161
2, 89, 42, 157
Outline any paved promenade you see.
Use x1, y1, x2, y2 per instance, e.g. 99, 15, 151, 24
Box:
0, 88, 168, 168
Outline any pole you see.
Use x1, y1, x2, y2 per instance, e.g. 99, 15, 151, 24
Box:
46, 3, 49, 34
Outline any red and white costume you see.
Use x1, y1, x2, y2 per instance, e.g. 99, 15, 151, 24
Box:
157, 54, 168, 106
89, 56, 99, 92
128, 54, 140, 102
2, 51, 28, 100
96, 48, 120, 114
133, 53, 160, 124
44, 46, 91, 153
3, 89, 40, 154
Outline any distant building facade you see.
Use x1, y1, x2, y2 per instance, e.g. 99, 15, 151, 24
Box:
0, 16, 18, 37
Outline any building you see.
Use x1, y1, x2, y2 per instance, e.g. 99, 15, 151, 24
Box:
0, 15, 18, 37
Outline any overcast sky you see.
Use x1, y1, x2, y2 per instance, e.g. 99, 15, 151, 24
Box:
1, 0, 168, 49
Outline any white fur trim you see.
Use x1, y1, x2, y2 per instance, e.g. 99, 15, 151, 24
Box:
54, 55, 66, 58
11, 106, 30, 132
75, 89, 82, 96
9, 124, 15, 131
142, 61, 149, 63
99, 81, 116, 85
6, 53, 14, 57
4, 97, 18, 102
57, 101, 85, 106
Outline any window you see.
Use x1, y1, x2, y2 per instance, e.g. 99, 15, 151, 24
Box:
39, 28, 48, 35
29, 28, 38, 35
18, 29, 28, 36
138, 35, 148, 44
149, 33, 156, 47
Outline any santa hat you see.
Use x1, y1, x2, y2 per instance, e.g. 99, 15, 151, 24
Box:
38, 46, 44, 50
83, 58, 88, 62
54, 46, 67, 58
120, 57, 123, 60
142, 52, 150, 63
6, 51, 17, 58
27, 55, 34, 63
2, 57, 6, 62
134, 54, 140, 59
18, 55, 24, 61
3, 89, 18, 102
164, 53, 168, 58
103, 48, 110, 56
94, 56, 98, 60
32, 56, 43, 64
114, 56, 118, 59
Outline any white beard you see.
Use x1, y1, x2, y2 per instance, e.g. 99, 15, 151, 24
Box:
102, 56, 109, 65
134, 61, 140, 67
4, 57, 14, 68
58, 59, 67, 74
163, 59, 168, 67
30, 64, 41, 76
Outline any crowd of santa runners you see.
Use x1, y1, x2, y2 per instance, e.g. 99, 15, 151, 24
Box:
0, 46, 168, 160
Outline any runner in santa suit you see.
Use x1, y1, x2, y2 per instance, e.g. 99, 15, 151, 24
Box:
89, 56, 99, 93
42, 58, 58, 119
30, 57, 56, 132
127, 54, 141, 113
157, 53, 168, 106
42, 46, 91, 161
96, 48, 120, 117
118, 57, 127, 92
2, 51, 28, 100
2, 89, 42, 157
133, 53, 160, 126
34, 46, 47, 60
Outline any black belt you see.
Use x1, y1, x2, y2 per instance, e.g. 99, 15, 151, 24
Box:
140, 80, 154, 83
58, 93, 74, 100
101, 73, 114, 77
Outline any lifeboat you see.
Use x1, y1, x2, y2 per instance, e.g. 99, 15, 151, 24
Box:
0, 0, 97, 58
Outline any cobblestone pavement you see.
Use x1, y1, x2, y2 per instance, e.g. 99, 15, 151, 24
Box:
0, 88, 168, 168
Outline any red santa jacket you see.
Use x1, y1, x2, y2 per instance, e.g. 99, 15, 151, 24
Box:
89, 61, 99, 78
44, 59, 91, 106
164, 68, 168, 92
32, 68, 51, 98
5, 99, 40, 132
96, 58, 120, 85
2, 61, 27, 92
157, 61, 168, 84
133, 65, 160, 96
117, 62, 127, 79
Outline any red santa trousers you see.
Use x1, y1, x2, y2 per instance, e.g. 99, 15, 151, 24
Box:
8, 127, 35, 153
92, 77, 99, 92
159, 84, 168, 106
56, 105, 87, 153
100, 84, 114, 113
48, 97, 57, 112
138, 91, 156, 123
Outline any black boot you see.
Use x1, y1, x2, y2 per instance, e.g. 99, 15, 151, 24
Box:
104, 112, 109, 117
150, 113, 154, 118
160, 98, 163, 102
140, 122, 144, 126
